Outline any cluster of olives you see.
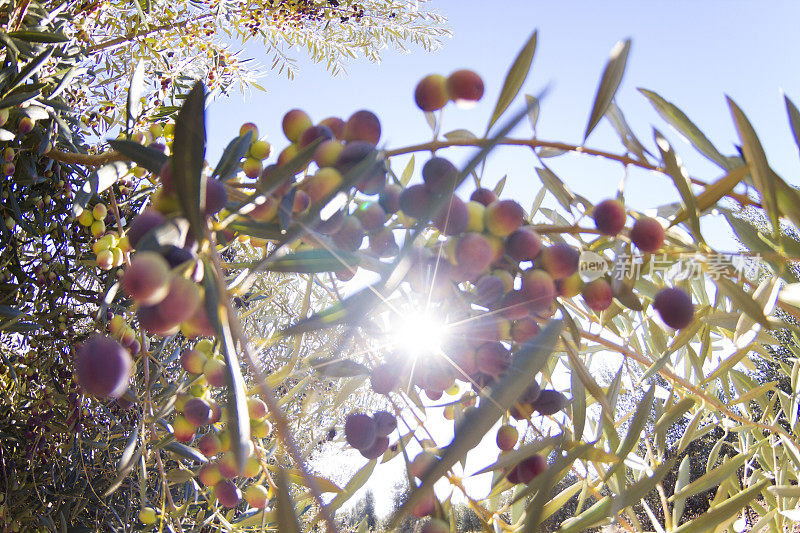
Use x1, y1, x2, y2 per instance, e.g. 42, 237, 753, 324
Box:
236, 123, 272, 179
173, 344, 272, 510
343, 410, 397, 459
108, 312, 141, 355
414, 69, 485, 111
225, 107, 392, 272
591, 198, 693, 329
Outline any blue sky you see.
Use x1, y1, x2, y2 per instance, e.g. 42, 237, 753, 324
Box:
208, 0, 800, 212
205, 0, 800, 516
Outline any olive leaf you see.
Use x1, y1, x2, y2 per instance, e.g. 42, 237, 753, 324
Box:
487, 30, 537, 133
584, 39, 631, 141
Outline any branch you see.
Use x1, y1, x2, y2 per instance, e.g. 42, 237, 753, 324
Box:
85, 14, 214, 54
384, 137, 760, 209
45, 148, 127, 167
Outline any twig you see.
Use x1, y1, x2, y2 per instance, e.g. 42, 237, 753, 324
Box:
384, 137, 760, 209
45, 148, 127, 167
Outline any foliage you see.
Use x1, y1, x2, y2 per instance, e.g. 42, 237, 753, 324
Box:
66, 0, 450, 132
2, 16, 800, 533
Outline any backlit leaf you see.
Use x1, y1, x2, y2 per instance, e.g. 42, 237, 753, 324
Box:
639, 88, 729, 168
172, 82, 207, 241
584, 39, 631, 141
728, 96, 779, 237
487, 30, 537, 132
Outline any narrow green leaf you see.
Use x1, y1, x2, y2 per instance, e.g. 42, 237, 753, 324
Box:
108, 139, 168, 174
559, 459, 675, 533
492, 176, 507, 196
540, 481, 582, 524
163, 442, 208, 464
672, 455, 692, 525
229, 250, 358, 274
399, 154, 415, 186
557, 497, 613, 533
126, 59, 145, 132
227, 219, 283, 241
768, 485, 800, 498
780, 283, 800, 308
102, 454, 140, 497
654, 397, 695, 450
728, 96, 779, 237
202, 262, 250, 473
117, 426, 140, 473
525, 94, 540, 130
274, 469, 302, 533
7, 47, 54, 92
605, 101, 649, 161
676, 409, 704, 454
723, 211, 774, 255
308, 357, 369, 378
443, 129, 477, 141
23, 105, 47, 121
571, 370, 586, 442
172, 82, 207, 241
606, 384, 655, 479
639, 88, 729, 168
49, 67, 75, 99
72, 161, 133, 214
487, 30, 537, 132
716, 276, 769, 328
282, 284, 382, 336
264, 465, 341, 494
584, 39, 631, 141
324, 459, 376, 515
615, 458, 678, 510
655, 129, 702, 239
0, 89, 40, 109
785, 94, 800, 158
536, 166, 575, 211
7, 30, 69, 43
672, 479, 768, 533
671, 453, 747, 501
673, 165, 748, 225
212, 130, 254, 182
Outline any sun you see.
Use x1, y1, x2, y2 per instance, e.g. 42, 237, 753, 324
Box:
391, 311, 447, 358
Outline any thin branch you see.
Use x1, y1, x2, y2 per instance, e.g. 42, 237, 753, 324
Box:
384, 137, 760, 209
45, 148, 127, 167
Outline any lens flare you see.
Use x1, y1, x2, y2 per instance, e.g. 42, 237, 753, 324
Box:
392, 312, 446, 358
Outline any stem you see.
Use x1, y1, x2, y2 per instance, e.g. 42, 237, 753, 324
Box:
386, 137, 656, 171
385, 137, 760, 209
45, 148, 126, 167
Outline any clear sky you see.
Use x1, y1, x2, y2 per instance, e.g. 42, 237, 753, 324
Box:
208, 0, 800, 249
205, 0, 800, 517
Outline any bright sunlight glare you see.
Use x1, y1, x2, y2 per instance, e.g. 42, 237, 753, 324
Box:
391, 312, 447, 358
